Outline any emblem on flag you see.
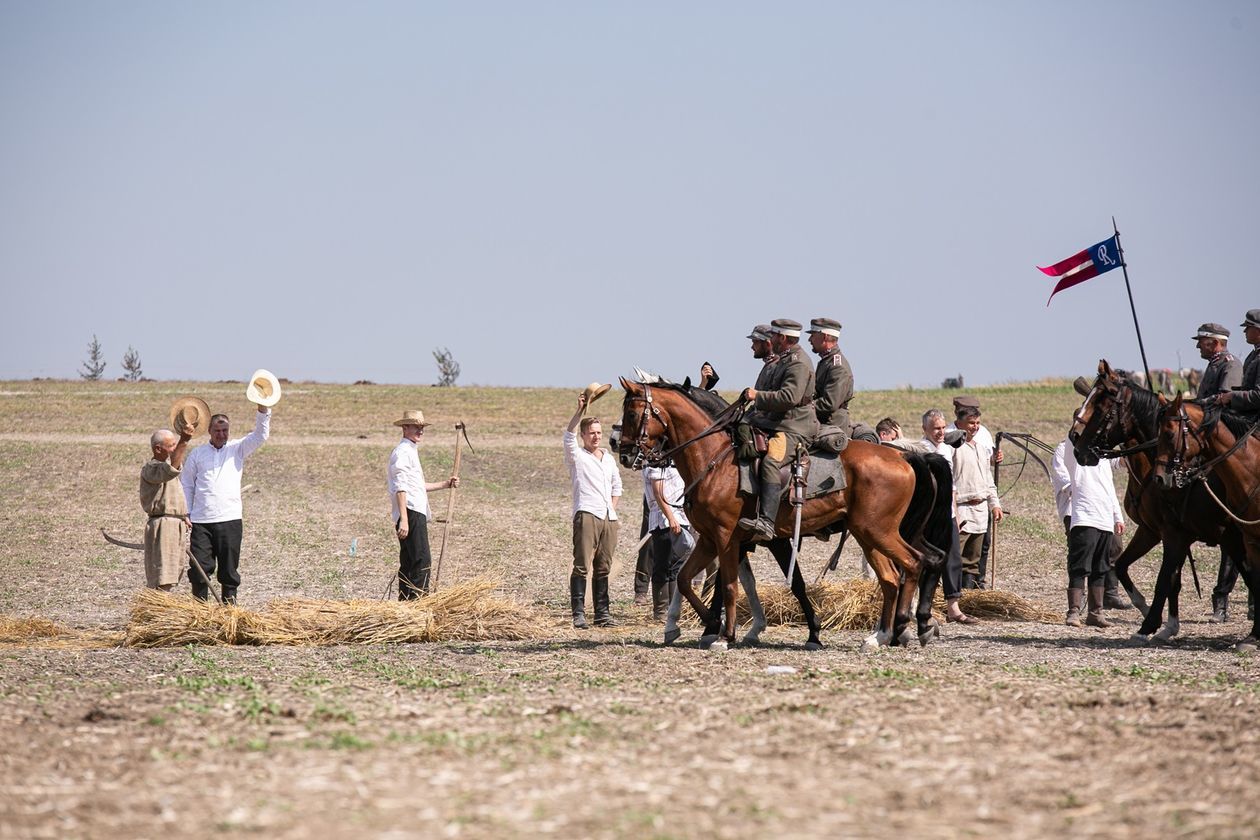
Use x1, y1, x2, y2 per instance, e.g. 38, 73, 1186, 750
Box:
1037, 235, 1124, 304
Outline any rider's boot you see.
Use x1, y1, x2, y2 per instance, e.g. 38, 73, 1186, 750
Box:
737, 482, 781, 543
1210, 594, 1229, 624
593, 576, 617, 627
570, 574, 589, 629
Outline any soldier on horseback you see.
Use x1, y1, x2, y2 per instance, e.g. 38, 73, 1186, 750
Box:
807, 317, 853, 453
1214, 310, 1260, 414
737, 318, 819, 542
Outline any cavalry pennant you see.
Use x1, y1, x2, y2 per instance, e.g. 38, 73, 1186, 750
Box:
1037, 234, 1124, 304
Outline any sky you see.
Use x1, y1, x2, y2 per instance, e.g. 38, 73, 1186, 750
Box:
1, 2, 1256, 390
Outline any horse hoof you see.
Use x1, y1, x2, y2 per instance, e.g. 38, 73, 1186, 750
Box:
698, 634, 720, 650
706, 638, 730, 653
1126, 633, 1152, 646
1154, 620, 1180, 642
896, 626, 917, 647
663, 627, 681, 646
741, 632, 763, 646
804, 641, 823, 652
861, 635, 881, 651
918, 630, 935, 648
1235, 637, 1259, 653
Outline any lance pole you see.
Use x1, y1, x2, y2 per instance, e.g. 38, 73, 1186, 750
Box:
1113, 216, 1154, 391
432, 422, 471, 592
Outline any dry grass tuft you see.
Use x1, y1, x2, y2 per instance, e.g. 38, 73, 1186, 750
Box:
0, 615, 73, 643
123, 577, 543, 648
708, 579, 1057, 630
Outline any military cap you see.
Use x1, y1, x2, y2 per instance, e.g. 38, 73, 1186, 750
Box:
768, 318, 802, 338
1241, 310, 1260, 329
805, 317, 842, 338
952, 394, 981, 409
1191, 323, 1230, 341
746, 324, 773, 341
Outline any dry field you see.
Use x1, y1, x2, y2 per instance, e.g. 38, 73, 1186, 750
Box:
2, 378, 1258, 839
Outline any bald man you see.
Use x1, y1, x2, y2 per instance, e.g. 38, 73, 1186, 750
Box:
140, 428, 192, 590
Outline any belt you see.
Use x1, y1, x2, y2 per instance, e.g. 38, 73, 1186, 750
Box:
957, 498, 987, 506
148, 513, 188, 520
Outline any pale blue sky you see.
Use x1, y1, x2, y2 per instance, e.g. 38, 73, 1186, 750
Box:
1, 2, 1255, 388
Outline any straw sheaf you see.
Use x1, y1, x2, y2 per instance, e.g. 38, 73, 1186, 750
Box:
123, 577, 543, 648
691, 579, 1058, 630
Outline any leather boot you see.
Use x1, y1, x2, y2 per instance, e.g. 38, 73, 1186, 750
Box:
737, 482, 781, 542
1065, 588, 1084, 628
1085, 584, 1112, 628
569, 574, 588, 629
960, 572, 978, 591
1104, 572, 1133, 609
651, 580, 669, 623
221, 588, 238, 606
593, 576, 616, 627
1209, 594, 1228, 624
191, 581, 210, 602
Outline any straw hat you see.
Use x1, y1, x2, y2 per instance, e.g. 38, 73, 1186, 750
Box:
169, 396, 211, 437
1072, 376, 1092, 397
245, 369, 282, 407
581, 381, 612, 407
393, 409, 432, 428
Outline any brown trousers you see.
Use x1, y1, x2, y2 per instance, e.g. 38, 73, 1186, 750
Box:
572, 512, 618, 579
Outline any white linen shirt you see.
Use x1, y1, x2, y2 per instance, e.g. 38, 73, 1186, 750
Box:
947, 422, 995, 462
387, 438, 429, 520
182, 409, 270, 523
1051, 439, 1123, 532
1050, 441, 1073, 520
951, 437, 1000, 534
564, 430, 622, 519
644, 465, 690, 532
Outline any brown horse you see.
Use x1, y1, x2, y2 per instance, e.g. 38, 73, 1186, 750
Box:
1154, 395, 1260, 647
1071, 360, 1246, 642
618, 378, 945, 649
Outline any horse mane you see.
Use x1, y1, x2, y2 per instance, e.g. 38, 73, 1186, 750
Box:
1117, 379, 1162, 438
1207, 404, 1259, 440
635, 379, 731, 419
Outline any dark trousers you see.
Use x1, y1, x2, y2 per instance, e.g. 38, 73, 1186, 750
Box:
1213, 548, 1240, 602
189, 520, 243, 600
397, 508, 432, 600
649, 527, 694, 586
1067, 525, 1112, 589
976, 513, 992, 589
635, 497, 652, 596
917, 517, 963, 621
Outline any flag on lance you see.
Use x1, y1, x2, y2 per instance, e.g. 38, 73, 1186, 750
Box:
1037, 235, 1124, 305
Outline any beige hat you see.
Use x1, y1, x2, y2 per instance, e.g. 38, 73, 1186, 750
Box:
169, 396, 211, 437
393, 409, 432, 428
246, 369, 282, 407
1073, 376, 1092, 397
582, 381, 612, 406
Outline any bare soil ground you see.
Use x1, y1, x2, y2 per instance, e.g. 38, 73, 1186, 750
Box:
2, 379, 1257, 839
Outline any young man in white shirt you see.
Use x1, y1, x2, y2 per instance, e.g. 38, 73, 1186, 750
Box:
643, 462, 695, 623
564, 393, 623, 628
388, 409, 458, 600
1051, 439, 1125, 628
948, 395, 1002, 588
181, 405, 271, 604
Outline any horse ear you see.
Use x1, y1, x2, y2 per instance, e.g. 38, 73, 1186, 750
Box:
682, 376, 692, 390
619, 376, 638, 393
1169, 393, 1182, 411
1099, 359, 1113, 377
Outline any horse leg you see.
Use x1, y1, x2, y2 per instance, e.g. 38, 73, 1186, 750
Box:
716, 542, 743, 649
765, 537, 822, 649
850, 528, 899, 649
738, 552, 767, 646
1114, 524, 1160, 617
915, 563, 942, 647
891, 553, 923, 647
1137, 541, 1186, 641
667, 536, 716, 646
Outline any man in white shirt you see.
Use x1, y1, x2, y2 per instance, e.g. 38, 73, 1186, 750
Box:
388, 409, 459, 600
1051, 439, 1125, 628
952, 405, 1003, 591
947, 395, 1002, 588
644, 462, 695, 622
181, 405, 270, 604
564, 393, 623, 628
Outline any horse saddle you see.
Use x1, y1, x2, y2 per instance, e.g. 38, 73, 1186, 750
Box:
766, 449, 847, 499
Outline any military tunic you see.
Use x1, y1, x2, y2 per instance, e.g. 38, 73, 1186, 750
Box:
814, 347, 854, 452
140, 459, 188, 588
1198, 351, 1243, 399
749, 344, 818, 479
1232, 346, 1260, 413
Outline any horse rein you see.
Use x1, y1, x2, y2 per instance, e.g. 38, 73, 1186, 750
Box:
625, 383, 747, 467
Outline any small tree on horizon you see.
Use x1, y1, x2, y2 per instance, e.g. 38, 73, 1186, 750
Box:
434, 347, 460, 387
80, 335, 106, 380
121, 346, 143, 381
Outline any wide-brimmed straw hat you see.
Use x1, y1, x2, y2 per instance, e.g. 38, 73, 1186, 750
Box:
1072, 376, 1092, 397
246, 369, 282, 407
581, 381, 612, 406
169, 396, 211, 437
393, 409, 432, 428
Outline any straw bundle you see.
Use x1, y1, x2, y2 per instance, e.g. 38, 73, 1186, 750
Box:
703, 579, 1057, 630
0, 615, 73, 643
124, 577, 542, 648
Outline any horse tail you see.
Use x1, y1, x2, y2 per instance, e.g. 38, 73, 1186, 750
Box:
899, 452, 951, 570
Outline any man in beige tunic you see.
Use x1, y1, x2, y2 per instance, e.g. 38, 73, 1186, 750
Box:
140, 428, 192, 590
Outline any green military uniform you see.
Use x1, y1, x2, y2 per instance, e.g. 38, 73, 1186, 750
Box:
1194, 323, 1243, 398
814, 346, 853, 452
739, 319, 818, 540
1231, 310, 1260, 414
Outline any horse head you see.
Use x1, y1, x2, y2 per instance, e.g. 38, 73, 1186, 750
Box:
1070, 359, 1127, 465
617, 377, 673, 468
1153, 393, 1201, 489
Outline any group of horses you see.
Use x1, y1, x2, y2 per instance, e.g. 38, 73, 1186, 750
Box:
614, 363, 1260, 652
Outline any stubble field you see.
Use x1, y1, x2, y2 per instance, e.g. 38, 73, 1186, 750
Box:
1, 378, 1258, 839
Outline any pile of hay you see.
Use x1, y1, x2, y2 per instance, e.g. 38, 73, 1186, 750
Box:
0, 615, 73, 643
715, 579, 1057, 630
124, 577, 543, 648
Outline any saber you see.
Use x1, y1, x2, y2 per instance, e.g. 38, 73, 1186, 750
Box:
784, 444, 806, 587
432, 422, 474, 592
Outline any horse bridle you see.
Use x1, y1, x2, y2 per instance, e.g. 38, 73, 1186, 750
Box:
1155, 402, 1204, 488
1077, 380, 1157, 462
